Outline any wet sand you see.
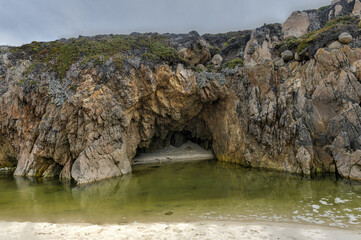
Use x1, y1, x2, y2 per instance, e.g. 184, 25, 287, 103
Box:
132, 141, 215, 165
1, 221, 360, 240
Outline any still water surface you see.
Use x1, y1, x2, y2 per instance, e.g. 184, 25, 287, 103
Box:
0, 160, 360, 229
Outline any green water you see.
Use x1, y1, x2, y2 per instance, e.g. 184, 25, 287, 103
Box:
0, 160, 360, 229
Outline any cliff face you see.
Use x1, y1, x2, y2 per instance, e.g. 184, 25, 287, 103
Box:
1, 1, 361, 184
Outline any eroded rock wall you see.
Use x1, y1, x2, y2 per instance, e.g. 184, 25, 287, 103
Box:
1, 1, 361, 184
2, 44, 361, 183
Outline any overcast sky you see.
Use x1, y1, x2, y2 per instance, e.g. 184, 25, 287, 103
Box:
0, 0, 331, 46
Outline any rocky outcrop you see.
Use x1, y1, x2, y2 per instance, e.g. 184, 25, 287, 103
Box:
1, 0, 361, 184
276, 15, 360, 60
331, 132, 361, 181
282, 0, 361, 39
244, 24, 283, 67
282, 11, 311, 39
178, 39, 211, 66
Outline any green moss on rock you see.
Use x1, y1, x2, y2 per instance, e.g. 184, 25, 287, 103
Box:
317, 5, 329, 12
297, 16, 357, 54
222, 58, 244, 69
192, 66, 203, 73
13, 35, 179, 78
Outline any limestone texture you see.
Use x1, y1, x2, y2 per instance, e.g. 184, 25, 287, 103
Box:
1, 0, 361, 184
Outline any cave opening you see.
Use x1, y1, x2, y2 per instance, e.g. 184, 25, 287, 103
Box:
132, 120, 215, 165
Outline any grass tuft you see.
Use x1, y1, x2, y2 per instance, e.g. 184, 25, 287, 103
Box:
221, 58, 243, 69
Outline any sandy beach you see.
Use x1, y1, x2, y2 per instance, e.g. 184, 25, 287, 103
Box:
0, 221, 360, 240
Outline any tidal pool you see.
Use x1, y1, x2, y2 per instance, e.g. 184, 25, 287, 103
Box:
0, 160, 360, 230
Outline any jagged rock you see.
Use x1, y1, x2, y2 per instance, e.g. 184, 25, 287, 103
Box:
328, 40, 342, 50
334, 4, 343, 16
281, 50, 294, 61
351, 60, 361, 79
211, 54, 223, 65
179, 39, 211, 66
352, 0, 361, 16
244, 24, 282, 67
296, 146, 312, 175
331, 132, 361, 181
338, 32, 353, 44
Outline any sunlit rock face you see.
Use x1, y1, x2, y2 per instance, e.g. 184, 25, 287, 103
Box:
1, 0, 361, 184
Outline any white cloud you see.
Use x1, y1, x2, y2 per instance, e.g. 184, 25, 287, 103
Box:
0, 0, 331, 46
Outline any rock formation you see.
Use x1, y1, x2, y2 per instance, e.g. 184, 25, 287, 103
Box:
1, 0, 361, 184
282, 0, 361, 39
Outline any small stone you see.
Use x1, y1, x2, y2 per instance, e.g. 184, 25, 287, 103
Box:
328, 41, 342, 50
165, 211, 174, 215
281, 50, 294, 61
275, 59, 285, 67
338, 32, 352, 44
211, 54, 223, 65
294, 52, 301, 61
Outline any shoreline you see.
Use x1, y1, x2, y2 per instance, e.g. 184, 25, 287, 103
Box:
1, 221, 360, 240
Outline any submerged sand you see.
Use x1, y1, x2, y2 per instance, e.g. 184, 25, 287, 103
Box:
132, 141, 215, 165
1, 221, 360, 240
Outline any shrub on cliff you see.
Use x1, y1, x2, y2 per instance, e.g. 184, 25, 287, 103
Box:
222, 58, 243, 69
11, 34, 179, 78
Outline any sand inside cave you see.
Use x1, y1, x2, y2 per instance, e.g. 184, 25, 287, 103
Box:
132, 141, 215, 165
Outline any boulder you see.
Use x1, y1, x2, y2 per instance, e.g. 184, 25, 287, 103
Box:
281, 50, 294, 61
328, 41, 342, 50
338, 32, 352, 44
211, 54, 223, 65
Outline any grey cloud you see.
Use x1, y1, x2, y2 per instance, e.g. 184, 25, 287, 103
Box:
0, 0, 331, 46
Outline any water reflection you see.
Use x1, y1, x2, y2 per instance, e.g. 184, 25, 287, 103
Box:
0, 161, 360, 229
